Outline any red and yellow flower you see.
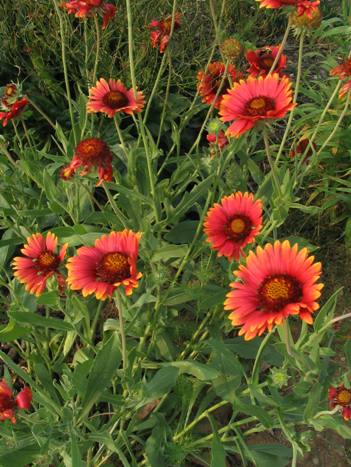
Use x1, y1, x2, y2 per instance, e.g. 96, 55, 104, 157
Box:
224, 240, 323, 340
330, 58, 351, 100
148, 13, 181, 54
0, 83, 28, 127
197, 62, 243, 109
61, 0, 116, 28
246, 46, 287, 77
87, 78, 145, 117
329, 385, 351, 421
289, 137, 316, 163
339, 80, 351, 100
204, 192, 263, 260
219, 74, 295, 138
61, 137, 113, 186
67, 230, 142, 299
0, 379, 32, 424
256, 0, 320, 18
12, 233, 67, 297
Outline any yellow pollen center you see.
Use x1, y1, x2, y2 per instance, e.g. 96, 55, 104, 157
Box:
102, 252, 129, 274
263, 278, 291, 301
250, 97, 266, 110
230, 218, 246, 234
338, 390, 351, 405
38, 252, 56, 267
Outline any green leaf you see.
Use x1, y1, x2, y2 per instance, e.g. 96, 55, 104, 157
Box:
249, 444, 292, 467
209, 416, 226, 467
0, 443, 42, 467
173, 176, 214, 220
165, 221, 198, 244
303, 383, 323, 421
79, 333, 121, 420
0, 320, 30, 342
344, 340, 351, 368
143, 367, 179, 400
167, 361, 219, 381
314, 287, 342, 331
70, 431, 83, 467
152, 244, 187, 262
10, 311, 74, 331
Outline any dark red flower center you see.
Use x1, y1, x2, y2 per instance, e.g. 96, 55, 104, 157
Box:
0, 389, 15, 411
258, 53, 274, 70
75, 138, 108, 161
211, 76, 230, 95
246, 96, 275, 116
37, 251, 60, 271
258, 274, 302, 311
96, 252, 131, 283
337, 389, 351, 406
226, 215, 252, 241
103, 90, 129, 109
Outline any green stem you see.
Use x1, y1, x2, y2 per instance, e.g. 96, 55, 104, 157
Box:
115, 292, 127, 371
156, 54, 172, 147
92, 15, 101, 86
102, 182, 128, 228
281, 320, 293, 356
113, 116, 128, 159
142, 52, 168, 124
251, 332, 272, 385
275, 30, 305, 165
27, 97, 56, 129
173, 400, 229, 442
125, 0, 137, 93
52, 0, 77, 145
269, 17, 291, 74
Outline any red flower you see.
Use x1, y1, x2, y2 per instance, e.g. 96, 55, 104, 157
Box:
148, 13, 181, 53
197, 62, 243, 109
87, 78, 145, 117
246, 46, 287, 77
12, 232, 67, 296
207, 131, 228, 150
204, 192, 263, 261
339, 80, 351, 100
67, 230, 142, 299
61, 137, 113, 186
0, 97, 28, 127
0, 379, 32, 424
61, 0, 103, 18
219, 74, 295, 138
102, 3, 116, 29
224, 240, 323, 340
330, 58, 351, 80
256, 0, 319, 17
329, 385, 351, 421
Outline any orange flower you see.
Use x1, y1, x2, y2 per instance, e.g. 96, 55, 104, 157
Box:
12, 233, 67, 297
87, 78, 145, 117
67, 230, 142, 299
256, 0, 319, 17
330, 58, 351, 80
219, 74, 295, 138
204, 192, 263, 260
224, 240, 323, 340
0, 380, 32, 424
329, 385, 351, 421
61, 137, 113, 186
148, 13, 181, 53
246, 46, 287, 77
339, 80, 351, 100
197, 62, 243, 109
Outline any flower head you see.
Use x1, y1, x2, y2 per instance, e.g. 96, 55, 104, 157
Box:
289, 137, 316, 162
224, 240, 323, 340
67, 230, 142, 299
220, 38, 243, 64
197, 62, 243, 109
87, 78, 145, 117
61, 0, 116, 28
148, 13, 181, 53
204, 192, 263, 260
0, 83, 28, 127
102, 3, 116, 29
61, 137, 113, 186
330, 58, 351, 81
339, 80, 351, 100
12, 233, 67, 296
256, 0, 320, 18
246, 46, 287, 77
219, 74, 295, 138
0, 379, 32, 424
290, 6, 322, 30
329, 385, 351, 421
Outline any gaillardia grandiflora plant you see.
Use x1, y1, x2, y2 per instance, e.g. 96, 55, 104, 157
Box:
1, 0, 351, 465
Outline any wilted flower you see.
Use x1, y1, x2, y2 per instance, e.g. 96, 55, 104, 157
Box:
0, 379, 32, 423
87, 78, 145, 117
225, 240, 323, 340
197, 62, 243, 109
256, 0, 320, 18
0, 83, 28, 127
67, 230, 142, 299
290, 6, 322, 30
329, 385, 351, 421
246, 46, 287, 77
207, 131, 228, 151
61, 0, 116, 29
12, 233, 67, 296
289, 137, 316, 163
61, 137, 113, 186
219, 74, 295, 137
204, 192, 263, 260
220, 38, 243, 64
148, 13, 181, 53
330, 58, 351, 100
